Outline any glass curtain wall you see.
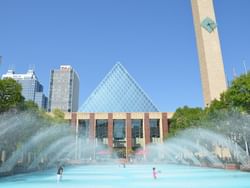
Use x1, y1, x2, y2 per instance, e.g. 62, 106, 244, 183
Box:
131, 119, 143, 149
113, 120, 125, 141
149, 119, 160, 143
78, 120, 90, 138
113, 119, 126, 158
96, 120, 108, 146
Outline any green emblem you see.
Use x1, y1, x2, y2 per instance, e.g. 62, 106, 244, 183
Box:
201, 17, 217, 33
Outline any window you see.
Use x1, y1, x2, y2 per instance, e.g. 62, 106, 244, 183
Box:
150, 119, 160, 138
96, 119, 108, 138
113, 119, 125, 140
132, 119, 143, 138
78, 120, 90, 137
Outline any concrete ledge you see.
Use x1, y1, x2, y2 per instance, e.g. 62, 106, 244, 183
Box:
225, 163, 240, 170
240, 165, 250, 172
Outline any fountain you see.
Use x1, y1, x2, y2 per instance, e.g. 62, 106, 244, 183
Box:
0, 112, 77, 174
0, 111, 117, 176
144, 111, 250, 171
0, 111, 250, 187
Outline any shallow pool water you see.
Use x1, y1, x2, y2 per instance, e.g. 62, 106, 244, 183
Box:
0, 164, 249, 188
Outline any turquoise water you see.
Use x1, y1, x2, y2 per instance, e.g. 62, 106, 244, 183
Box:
0, 164, 250, 188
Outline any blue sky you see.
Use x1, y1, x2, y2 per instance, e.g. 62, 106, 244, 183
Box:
0, 0, 249, 112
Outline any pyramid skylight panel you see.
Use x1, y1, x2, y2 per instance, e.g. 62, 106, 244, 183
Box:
78, 63, 159, 112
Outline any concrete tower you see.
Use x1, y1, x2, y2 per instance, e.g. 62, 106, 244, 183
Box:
191, 0, 227, 106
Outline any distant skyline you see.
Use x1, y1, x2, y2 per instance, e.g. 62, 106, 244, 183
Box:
0, 0, 249, 112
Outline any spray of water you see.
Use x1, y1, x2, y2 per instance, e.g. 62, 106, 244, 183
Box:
0, 111, 249, 176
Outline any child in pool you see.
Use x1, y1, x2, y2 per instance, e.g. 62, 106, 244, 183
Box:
152, 167, 157, 179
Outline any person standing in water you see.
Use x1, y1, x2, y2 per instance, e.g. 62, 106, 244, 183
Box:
57, 165, 64, 182
152, 167, 157, 179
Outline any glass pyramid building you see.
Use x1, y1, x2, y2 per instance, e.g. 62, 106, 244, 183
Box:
78, 63, 159, 112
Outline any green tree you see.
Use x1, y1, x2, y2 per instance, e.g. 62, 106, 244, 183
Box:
17, 100, 39, 112
52, 108, 66, 123
0, 78, 24, 113
224, 72, 250, 113
169, 106, 205, 136
208, 94, 227, 112
208, 72, 250, 114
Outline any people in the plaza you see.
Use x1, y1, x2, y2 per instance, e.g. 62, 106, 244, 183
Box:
152, 167, 157, 179
57, 165, 64, 182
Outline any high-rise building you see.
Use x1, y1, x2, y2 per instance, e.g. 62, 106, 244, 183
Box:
48, 65, 79, 112
191, 0, 227, 106
1, 69, 48, 109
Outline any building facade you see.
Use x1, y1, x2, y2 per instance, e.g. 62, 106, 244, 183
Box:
62, 63, 167, 159
48, 65, 79, 112
64, 112, 171, 159
1, 69, 48, 109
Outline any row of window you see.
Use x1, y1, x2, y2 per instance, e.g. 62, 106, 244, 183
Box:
78, 119, 160, 139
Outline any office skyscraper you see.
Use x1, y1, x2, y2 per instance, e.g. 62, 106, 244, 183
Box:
1, 69, 48, 109
48, 65, 79, 112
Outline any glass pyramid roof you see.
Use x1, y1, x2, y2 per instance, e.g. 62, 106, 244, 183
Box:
78, 63, 159, 112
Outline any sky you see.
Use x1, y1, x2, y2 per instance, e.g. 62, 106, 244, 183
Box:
0, 0, 249, 112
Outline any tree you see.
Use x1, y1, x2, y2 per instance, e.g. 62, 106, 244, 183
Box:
169, 106, 205, 136
0, 78, 24, 113
52, 108, 66, 123
224, 72, 250, 113
17, 100, 39, 112
207, 94, 227, 112
208, 72, 250, 114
